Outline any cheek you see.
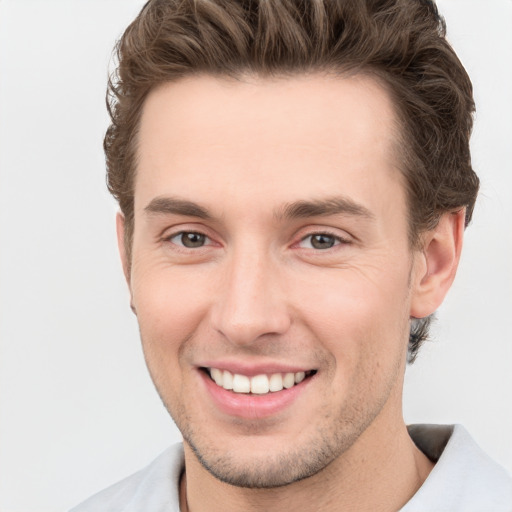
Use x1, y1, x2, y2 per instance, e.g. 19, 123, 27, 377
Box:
294, 264, 409, 322
289, 265, 411, 364
296, 272, 409, 420
130, 263, 212, 366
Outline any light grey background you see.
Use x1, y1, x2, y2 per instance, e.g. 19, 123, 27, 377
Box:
0, 1, 510, 511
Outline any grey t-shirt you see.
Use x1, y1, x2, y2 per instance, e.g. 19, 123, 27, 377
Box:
70, 424, 512, 511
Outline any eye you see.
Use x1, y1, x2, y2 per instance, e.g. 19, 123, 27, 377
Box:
299, 233, 345, 250
169, 231, 210, 248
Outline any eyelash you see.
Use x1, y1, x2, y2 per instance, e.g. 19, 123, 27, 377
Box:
164, 230, 350, 252
165, 231, 214, 249
297, 231, 350, 250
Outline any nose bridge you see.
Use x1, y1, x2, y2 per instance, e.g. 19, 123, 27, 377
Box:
211, 239, 290, 345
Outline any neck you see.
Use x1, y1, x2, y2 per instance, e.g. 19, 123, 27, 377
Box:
179, 416, 434, 512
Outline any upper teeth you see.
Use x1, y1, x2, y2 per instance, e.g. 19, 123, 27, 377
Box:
209, 368, 307, 394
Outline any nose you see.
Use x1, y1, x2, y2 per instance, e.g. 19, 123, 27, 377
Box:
210, 246, 291, 346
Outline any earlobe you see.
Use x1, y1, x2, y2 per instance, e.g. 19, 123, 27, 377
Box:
410, 209, 466, 319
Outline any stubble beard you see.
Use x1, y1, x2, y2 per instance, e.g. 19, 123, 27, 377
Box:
167, 389, 386, 489
146, 352, 404, 490
165, 358, 402, 489
143, 314, 409, 490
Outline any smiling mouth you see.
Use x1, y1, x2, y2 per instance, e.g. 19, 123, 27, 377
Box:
203, 367, 317, 395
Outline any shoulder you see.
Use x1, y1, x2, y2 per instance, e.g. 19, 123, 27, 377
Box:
403, 424, 512, 512
69, 443, 184, 512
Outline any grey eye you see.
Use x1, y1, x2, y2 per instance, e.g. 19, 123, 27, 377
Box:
171, 232, 207, 248
299, 233, 341, 250
310, 234, 336, 249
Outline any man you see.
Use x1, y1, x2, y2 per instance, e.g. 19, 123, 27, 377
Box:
71, 0, 512, 510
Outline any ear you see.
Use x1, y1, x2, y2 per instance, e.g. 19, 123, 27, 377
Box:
410, 209, 465, 319
116, 212, 137, 314
116, 211, 131, 287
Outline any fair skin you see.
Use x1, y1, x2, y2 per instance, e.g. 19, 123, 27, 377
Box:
117, 73, 464, 511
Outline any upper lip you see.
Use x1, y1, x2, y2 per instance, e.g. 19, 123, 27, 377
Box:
198, 360, 315, 377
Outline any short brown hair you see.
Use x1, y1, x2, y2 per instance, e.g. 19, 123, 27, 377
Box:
105, 0, 479, 361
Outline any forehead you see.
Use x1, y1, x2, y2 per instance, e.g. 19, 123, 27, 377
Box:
135, 73, 403, 217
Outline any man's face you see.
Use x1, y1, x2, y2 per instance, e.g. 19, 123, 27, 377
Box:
125, 74, 423, 487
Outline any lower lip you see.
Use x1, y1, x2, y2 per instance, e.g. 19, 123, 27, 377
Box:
200, 371, 311, 420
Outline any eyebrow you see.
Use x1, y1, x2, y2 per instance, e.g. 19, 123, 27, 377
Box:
276, 196, 375, 221
144, 196, 212, 219
144, 195, 375, 222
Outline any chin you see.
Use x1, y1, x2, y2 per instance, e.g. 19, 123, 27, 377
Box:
181, 421, 364, 489
188, 441, 333, 488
